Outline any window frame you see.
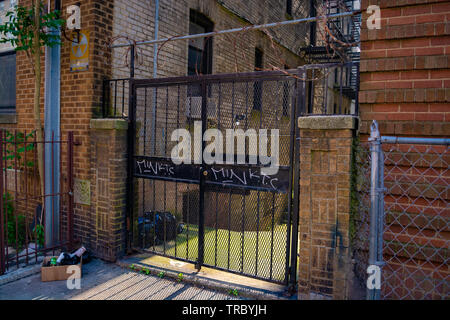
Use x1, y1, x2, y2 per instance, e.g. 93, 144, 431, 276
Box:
0, 50, 17, 113
188, 10, 214, 76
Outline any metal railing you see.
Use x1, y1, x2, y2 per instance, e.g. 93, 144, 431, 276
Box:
355, 121, 449, 300
101, 62, 360, 120
0, 131, 74, 275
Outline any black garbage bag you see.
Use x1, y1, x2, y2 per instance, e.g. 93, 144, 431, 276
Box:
139, 211, 178, 246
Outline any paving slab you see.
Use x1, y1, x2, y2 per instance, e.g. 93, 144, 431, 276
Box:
118, 253, 294, 300
0, 258, 242, 300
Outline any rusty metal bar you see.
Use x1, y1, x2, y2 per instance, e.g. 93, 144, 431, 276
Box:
110, 11, 359, 49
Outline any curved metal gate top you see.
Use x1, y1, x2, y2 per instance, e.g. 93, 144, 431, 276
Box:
126, 69, 303, 286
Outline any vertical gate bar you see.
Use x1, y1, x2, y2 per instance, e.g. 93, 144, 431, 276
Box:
43, 131, 47, 250
215, 82, 221, 267
51, 131, 55, 254
255, 79, 264, 277
175, 84, 180, 258
14, 130, 18, 268
269, 192, 275, 280
197, 79, 207, 270
285, 78, 296, 285
227, 189, 231, 270
58, 131, 63, 246
122, 80, 125, 117
4, 131, 9, 270
142, 87, 147, 249
186, 183, 190, 260
0, 131, 5, 275
33, 133, 38, 262
114, 81, 118, 117
152, 86, 158, 251
67, 131, 74, 246
24, 130, 29, 264
126, 45, 136, 251
241, 192, 245, 273
289, 69, 304, 287
163, 86, 169, 255
214, 189, 218, 267
255, 190, 260, 277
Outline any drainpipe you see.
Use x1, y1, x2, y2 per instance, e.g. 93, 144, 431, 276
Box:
150, 0, 159, 153
44, 0, 61, 247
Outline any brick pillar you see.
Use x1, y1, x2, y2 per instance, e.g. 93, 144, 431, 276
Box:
89, 119, 128, 261
297, 116, 357, 300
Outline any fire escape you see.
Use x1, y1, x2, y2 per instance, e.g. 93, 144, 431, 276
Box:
301, 0, 361, 102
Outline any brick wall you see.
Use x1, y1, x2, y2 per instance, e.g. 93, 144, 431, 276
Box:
297, 116, 358, 300
1, 0, 115, 259
3, 0, 308, 262
111, 0, 307, 80
359, 0, 450, 137
358, 0, 449, 300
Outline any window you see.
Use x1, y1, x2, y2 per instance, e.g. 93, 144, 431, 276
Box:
188, 10, 213, 76
286, 0, 292, 16
187, 10, 213, 99
253, 48, 263, 111
0, 51, 16, 113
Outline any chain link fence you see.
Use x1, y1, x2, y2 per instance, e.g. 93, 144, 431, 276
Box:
353, 121, 449, 300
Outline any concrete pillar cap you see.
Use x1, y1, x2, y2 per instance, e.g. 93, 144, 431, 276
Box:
298, 115, 358, 130
90, 118, 128, 130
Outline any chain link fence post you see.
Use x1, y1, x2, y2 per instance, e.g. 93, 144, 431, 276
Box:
366, 120, 385, 300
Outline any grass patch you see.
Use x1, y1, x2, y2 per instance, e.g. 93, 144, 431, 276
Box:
148, 224, 288, 282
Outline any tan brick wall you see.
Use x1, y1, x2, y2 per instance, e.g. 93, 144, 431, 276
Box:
90, 119, 128, 261
297, 116, 357, 299
111, 0, 307, 80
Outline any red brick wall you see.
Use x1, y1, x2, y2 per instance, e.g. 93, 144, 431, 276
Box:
359, 0, 449, 300
1, 0, 115, 258
359, 0, 450, 137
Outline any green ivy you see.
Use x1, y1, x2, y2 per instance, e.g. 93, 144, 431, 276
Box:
3, 131, 36, 170
228, 288, 239, 297
32, 223, 44, 247
2, 193, 26, 248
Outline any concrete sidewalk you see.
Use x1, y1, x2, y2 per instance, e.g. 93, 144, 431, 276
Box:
0, 259, 243, 300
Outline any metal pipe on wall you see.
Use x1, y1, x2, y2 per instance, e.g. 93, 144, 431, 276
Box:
150, 0, 160, 154
44, 0, 61, 247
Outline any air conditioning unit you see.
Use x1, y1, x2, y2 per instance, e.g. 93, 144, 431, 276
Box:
185, 96, 217, 119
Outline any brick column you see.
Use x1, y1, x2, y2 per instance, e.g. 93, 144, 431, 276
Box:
297, 116, 357, 300
89, 119, 128, 261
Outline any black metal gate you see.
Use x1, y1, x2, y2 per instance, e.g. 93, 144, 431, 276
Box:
121, 63, 358, 286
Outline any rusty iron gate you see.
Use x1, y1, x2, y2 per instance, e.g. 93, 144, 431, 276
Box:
0, 131, 74, 275
107, 62, 359, 287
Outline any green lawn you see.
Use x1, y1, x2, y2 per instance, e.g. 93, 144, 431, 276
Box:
150, 224, 288, 282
